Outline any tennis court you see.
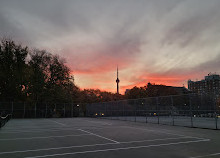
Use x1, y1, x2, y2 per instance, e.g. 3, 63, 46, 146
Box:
0, 118, 219, 158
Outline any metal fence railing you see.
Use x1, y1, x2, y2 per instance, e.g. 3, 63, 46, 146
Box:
0, 102, 84, 118
86, 94, 220, 130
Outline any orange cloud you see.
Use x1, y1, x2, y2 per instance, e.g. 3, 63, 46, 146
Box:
120, 72, 196, 94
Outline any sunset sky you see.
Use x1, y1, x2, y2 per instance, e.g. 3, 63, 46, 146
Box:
1, 0, 220, 93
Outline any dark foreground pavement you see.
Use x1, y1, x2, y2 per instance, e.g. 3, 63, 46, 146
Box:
0, 118, 219, 158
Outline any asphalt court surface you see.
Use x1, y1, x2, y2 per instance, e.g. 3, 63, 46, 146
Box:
0, 118, 219, 158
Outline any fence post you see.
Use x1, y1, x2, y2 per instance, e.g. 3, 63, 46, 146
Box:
64, 103, 66, 118
23, 102, 26, 118
145, 99, 148, 123
135, 100, 137, 122
171, 96, 174, 126
122, 101, 125, 120
35, 103, 37, 118
217, 117, 219, 130
109, 102, 111, 120
156, 97, 159, 124
189, 94, 193, 127
71, 103, 73, 117
135, 110, 136, 122
215, 112, 218, 130
105, 103, 107, 118
86, 104, 88, 117
214, 97, 218, 130
45, 103, 47, 118
146, 111, 148, 123
118, 101, 120, 120
11, 102, 14, 117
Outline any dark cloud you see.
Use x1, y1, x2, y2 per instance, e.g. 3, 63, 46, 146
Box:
153, 53, 220, 80
62, 29, 143, 74
1, 0, 220, 91
193, 54, 220, 74
161, 0, 220, 48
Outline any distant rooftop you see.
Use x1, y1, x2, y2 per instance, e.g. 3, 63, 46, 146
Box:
205, 73, 220, 80
188, 73, 220, 82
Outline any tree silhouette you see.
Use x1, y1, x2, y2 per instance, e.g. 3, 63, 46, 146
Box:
0, 39, 28, 101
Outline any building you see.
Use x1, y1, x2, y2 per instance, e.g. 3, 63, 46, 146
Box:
147, 82, 190, 96
167, 86, 190, 95
188, 73, 220, 96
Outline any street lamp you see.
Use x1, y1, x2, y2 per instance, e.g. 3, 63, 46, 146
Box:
77, 104, 80, 117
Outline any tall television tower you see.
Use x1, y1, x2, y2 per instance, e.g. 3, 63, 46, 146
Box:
116, 66, 120, 94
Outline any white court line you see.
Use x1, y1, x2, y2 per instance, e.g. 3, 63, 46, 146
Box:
84, 120, 112, 125
119, 136, 199, 144
121, 126, 195, 138
0, 136, 191, 155
48, 120, 66, 126
24, 139, 210, 158
78, 129, 120, 144
0, 125, 115, 134
189, 153, 220, 158
0, 128, 80, 133
0, 125, 108, 133
120, 126, 208, 141
0, 134, 91, 141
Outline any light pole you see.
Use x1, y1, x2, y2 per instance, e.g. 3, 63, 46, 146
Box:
77, 104, 80, 117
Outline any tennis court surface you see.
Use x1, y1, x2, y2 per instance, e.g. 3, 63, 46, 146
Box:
0, 118, 219, 158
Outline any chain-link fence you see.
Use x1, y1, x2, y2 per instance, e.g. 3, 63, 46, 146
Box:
0, 102, 85, 118
86, 94, 220, 130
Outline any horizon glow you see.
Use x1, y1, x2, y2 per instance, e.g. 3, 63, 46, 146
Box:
1, 0, 220, 94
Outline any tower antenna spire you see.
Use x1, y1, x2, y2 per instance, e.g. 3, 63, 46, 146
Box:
117, 65, 118, 78
116, 65, 120, 94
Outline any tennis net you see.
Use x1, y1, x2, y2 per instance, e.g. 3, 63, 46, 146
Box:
0, 114, 12, 128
